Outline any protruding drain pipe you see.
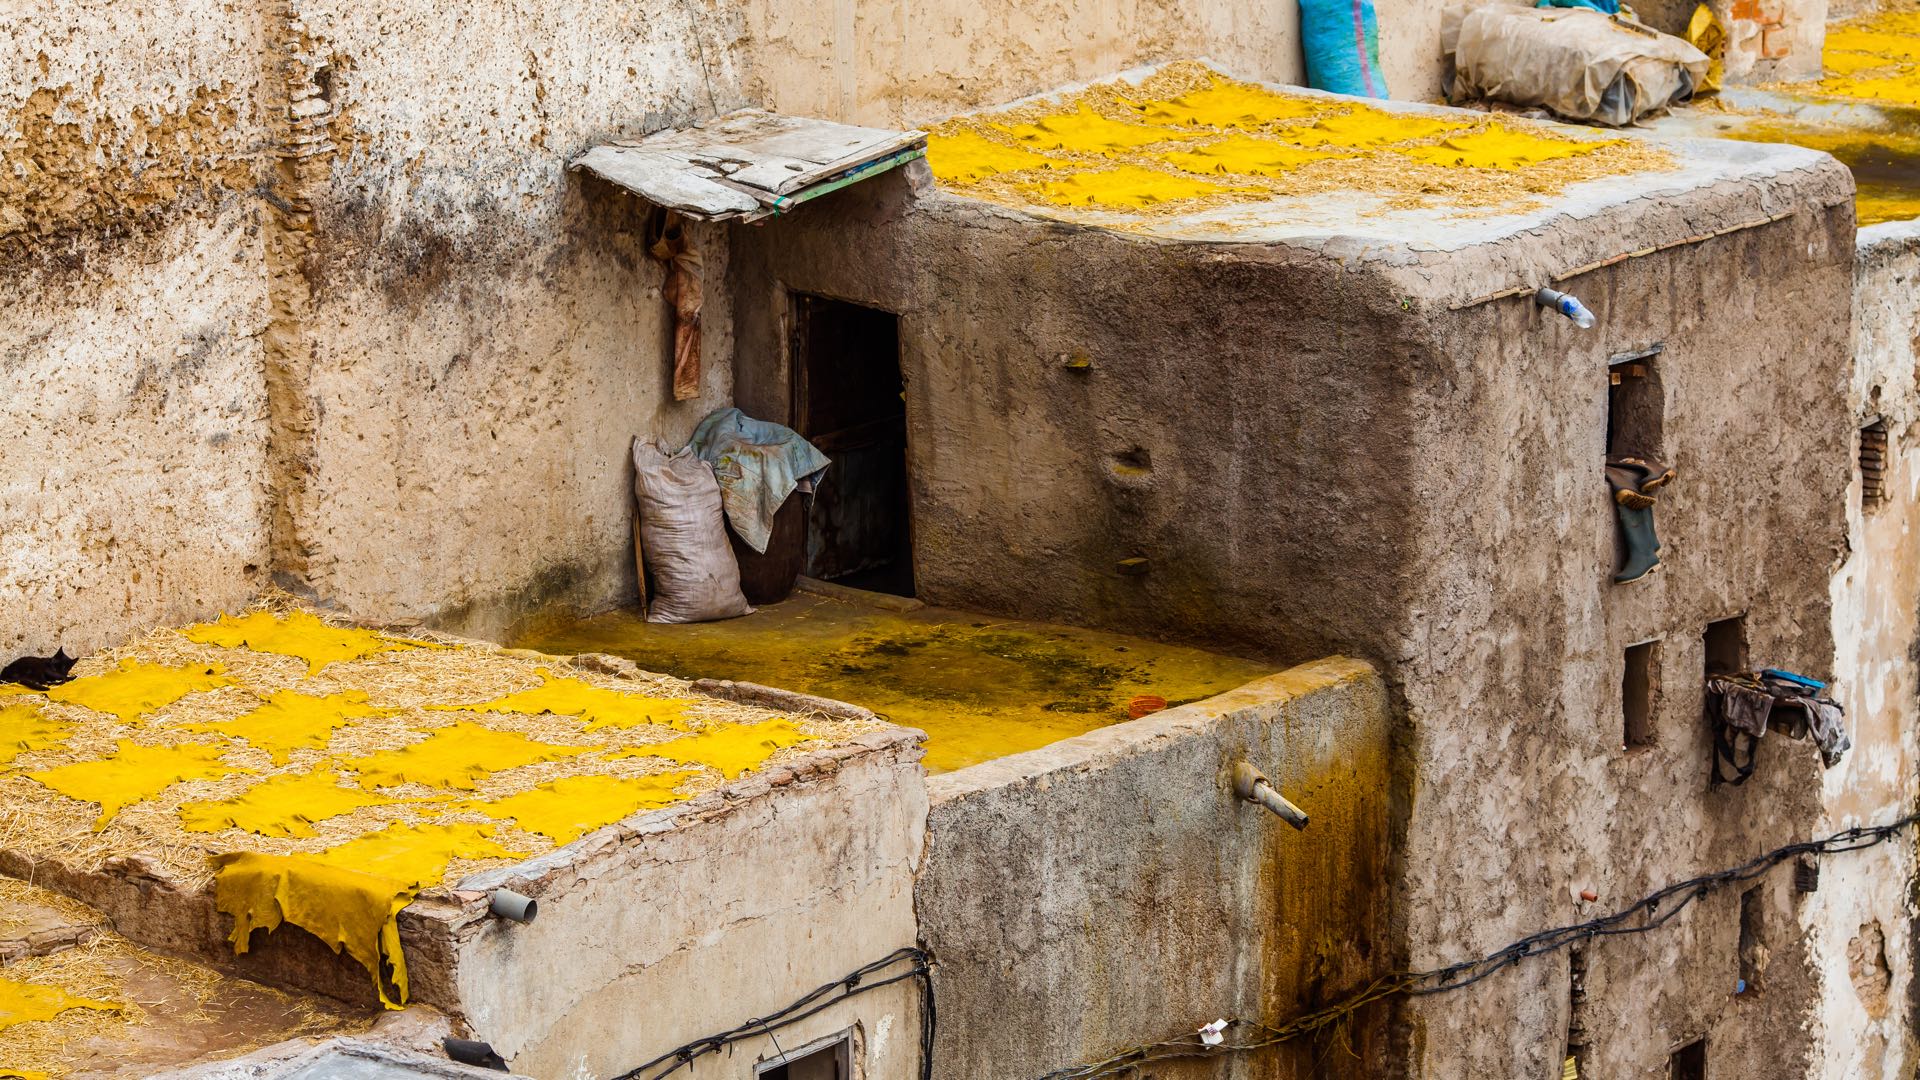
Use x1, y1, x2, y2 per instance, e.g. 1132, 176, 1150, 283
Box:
1535, 287, 1596, 329
489, 888, 538, 924
1233, 762, 1309, 830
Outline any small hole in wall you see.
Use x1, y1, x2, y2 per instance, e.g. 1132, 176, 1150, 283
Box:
1738, 884, 1765, 994
1608, 352, 1664, 460
1624, 640, 1659, 750
1860, 418, 1889, 511
313, 65, 335, 104
1704, 616, 1747, 677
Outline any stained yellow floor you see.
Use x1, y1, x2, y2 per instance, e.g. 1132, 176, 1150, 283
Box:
1693, 8, 1920, 227
513, 593, 1275, 773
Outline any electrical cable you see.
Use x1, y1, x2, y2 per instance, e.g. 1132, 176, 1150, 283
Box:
612, 947, 934, 1080
1037, 812, 1920, 1080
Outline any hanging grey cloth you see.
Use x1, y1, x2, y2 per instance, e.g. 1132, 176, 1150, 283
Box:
685, 408, 831, 554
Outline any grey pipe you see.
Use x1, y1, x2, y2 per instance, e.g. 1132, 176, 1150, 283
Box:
1232, 762, 1308, 830
489, 888, 538, 923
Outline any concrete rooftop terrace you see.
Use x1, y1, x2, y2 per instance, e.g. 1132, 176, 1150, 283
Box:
921, 60, 1838, 251
0, 606, 906, 1012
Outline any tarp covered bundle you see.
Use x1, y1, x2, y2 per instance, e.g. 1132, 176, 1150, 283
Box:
1449, 6, 1709, 125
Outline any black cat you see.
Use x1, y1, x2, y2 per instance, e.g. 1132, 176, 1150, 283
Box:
1, 648, 77, 691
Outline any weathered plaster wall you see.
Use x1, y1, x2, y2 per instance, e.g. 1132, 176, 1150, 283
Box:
730, 150, 1858, 1075
263, 0, 748, 640
450, 730, 927, 1078
917, 657, 1394, 1079
0, 1, 276, 658
1387, 175, 1855, 1078
1807, 220, 1920, 1079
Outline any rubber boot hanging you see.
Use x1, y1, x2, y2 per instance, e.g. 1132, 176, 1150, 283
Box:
1606, 457, 1674, 583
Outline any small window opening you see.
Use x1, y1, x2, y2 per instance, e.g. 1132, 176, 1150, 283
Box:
758, 1035, 852, 1080
1738, 885, 1765, 994
1624, 640, 1660, 750
1670, 1037, 1707, 1080
1704, 617, 1747, 677
1860, 418, 1889, 510
1608, 348, 1664, 460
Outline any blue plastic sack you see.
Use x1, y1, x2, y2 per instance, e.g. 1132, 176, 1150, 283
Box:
1536, 0, 1620, 14
1300, 0, 1389, 98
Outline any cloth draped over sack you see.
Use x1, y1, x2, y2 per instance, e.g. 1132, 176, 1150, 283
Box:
631, 440, 754, 624
1447, 5, 1709, 126
685, 408, 831, 554
646, 211, 704, 402
1706, 669, 1850, 785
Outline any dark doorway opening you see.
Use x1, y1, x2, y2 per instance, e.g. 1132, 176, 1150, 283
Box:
791, 292, 914, 598
1669, 1036, 1707, 1080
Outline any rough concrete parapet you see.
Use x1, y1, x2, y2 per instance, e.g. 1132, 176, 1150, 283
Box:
918, 657, 1395, 1080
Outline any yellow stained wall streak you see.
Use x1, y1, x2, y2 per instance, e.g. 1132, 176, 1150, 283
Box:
44, 659, 231, 720
213, 822, 520, 1008
0, 977, 121, 1031
180, 771, 399, 838
430, 672, 694, 732
614, 719, 817, 779
29, 740, 248, 829
458, 771, 699, 845
178, 689, 392, 765
183, 610, 425, 674
0, 702, 68, 770
346, 720, 595, 790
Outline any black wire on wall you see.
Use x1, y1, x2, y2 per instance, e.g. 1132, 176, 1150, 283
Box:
1037, 813, 1920, 1080
611, 947, 934, 1080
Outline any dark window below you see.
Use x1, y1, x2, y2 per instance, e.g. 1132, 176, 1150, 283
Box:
1861, 418, 1889, 510
1704, 617, 1747, 677
1624, 640, 1659, 750
1738, 885, 1764, 994
759, 1037, 851, 1080
1670, 1037, 1707, 1080
1608, 350, 1664, 460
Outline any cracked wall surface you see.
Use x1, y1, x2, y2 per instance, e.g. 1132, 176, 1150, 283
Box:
0, 0, 276, 658
446, 730, 927, 1077
1809, 220, 1920, 1080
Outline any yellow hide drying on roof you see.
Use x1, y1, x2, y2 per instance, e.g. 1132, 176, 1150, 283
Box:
0, 701, 69, 770
1001, 105, 1202, 153
1397, 123, 1619, 169
29, 740, 249, 829
346, 720, 595, 790
0, 976, 121, 1031
615, 719, 817, 779
177, 689, 392, 765
460, 771, 699, 845
0, 684, 34, 697
1130, 79, 1340, 129
1161, 136, 1347, 177
183, 610, 424, 675
44, 659, 231, 721
1016, 166, 1257, 209
213, 822, 521, 1008
180, 771, 399, 838
923, 129, 1058, 185
431, 672, 694, 732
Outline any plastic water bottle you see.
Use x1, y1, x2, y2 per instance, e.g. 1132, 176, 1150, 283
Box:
1536, 288, 1596, 329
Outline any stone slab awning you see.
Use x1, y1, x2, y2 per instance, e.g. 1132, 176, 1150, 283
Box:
572, 110, 927, 222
